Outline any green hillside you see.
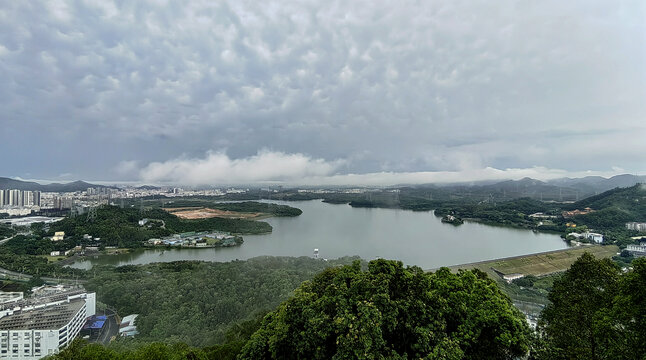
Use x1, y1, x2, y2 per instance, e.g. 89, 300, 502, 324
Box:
570, 184, 646, 230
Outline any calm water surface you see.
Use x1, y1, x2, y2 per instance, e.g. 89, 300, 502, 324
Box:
71, 200, 568, 270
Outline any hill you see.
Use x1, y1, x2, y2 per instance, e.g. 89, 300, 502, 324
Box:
0, 177, 110, 192
568, 184, 646, 230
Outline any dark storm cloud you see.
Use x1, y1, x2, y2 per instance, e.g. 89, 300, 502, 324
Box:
1, 0, 644, 184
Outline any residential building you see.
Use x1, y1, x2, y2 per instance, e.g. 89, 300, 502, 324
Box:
51, 232, 65, 242
627, 243, 646, 257
583, 232, 604, 243
626, 222, 646, 232
118, 314, 138, 337
0, 293, 23, 305
8, 190, 22, 207
502, 273, 524, 283
0, 288, 95, 360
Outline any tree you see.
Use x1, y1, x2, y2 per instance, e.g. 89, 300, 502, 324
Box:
239, 259, 531, 359
537, 253, 620, 360
608, 258, 646, 360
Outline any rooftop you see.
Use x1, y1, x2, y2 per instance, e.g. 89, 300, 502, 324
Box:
0, 299, 84, 330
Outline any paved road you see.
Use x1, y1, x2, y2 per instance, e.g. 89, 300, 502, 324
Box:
0, 232, 28, 245
0, 265, 85, 284
96, 309, 119, 345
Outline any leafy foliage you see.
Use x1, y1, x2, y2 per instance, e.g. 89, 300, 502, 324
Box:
48, 339, 208, 360
536, 253, 646, 360
85, 256, 359, 347
48, 205, 274, 248
0, 223, 15, 240
240, 259, 531, 359
435, 198, 558, 229
570, 184, 646, 230
0, 236, 84, 277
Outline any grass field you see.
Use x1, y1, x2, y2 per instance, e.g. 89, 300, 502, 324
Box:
439, 245, 620, 307
444, 245, 619, 277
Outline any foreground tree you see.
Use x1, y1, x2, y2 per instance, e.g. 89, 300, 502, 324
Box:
537, 253, 621, 360
608, 257, 646, 360
239, 259, 531, 359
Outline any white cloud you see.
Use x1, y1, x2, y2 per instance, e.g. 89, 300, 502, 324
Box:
134, 150, 627, 186
0, 0, 644, 179
138, 150, 345, 185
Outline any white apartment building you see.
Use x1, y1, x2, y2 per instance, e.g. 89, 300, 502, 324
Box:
583, 232, 604, 244
0, 290, 95, 360
626, 222, 646, 232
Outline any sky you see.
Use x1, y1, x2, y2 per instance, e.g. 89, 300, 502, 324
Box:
1, 0, 645, 186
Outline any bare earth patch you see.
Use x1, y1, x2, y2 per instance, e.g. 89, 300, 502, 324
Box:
163, 207, 262, 220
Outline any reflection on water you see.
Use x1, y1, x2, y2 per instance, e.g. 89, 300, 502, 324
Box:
71, 200, 568, 270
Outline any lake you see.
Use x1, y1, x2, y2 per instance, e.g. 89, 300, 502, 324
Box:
70, 200, 568, 270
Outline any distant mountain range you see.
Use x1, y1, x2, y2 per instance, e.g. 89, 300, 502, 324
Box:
408, 174, 646, 202
0, 178, 112, 192
473, 174, 646, 201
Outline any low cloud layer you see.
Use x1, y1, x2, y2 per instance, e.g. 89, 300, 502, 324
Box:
127, 150, 626, 186
133, 150, 344, 185
1, 1, 645, 181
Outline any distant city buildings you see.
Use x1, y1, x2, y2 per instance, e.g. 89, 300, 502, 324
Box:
0, 286, 96, 360
626, 243, 646, 257
583, 232, 604, 244
0, 185, 252, 217
0, 190, 40, 207
625, 222, 646, 232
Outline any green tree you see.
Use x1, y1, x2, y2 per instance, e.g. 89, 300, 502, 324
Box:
608, 258, 646, 359
537, 253, 620, 359
239, 259, 530, 359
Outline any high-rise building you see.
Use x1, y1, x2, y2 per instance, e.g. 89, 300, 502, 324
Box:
23, 191, 34, 206
8, 190, 22, 207
53, 197, 74, 210
32, 191, 41, 207
0, 190, 4, 206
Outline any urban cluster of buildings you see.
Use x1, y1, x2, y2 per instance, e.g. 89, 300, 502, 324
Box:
0, 190, 41, 207
147, 231, 239, 248
568, 231, 604, 244
0, 286, 96, 360
625, 222, 646, 232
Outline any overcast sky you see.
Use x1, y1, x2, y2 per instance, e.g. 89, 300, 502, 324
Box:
1, 0, 645, 186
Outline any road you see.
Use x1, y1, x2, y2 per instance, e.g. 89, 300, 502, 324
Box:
0, 265, 85, 284
95, 308, 119, 345
0, 232, 29, 245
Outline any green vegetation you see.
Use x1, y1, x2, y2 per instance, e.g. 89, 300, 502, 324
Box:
444, 246, 619, 306
46, 341, 210, 360
0, 223, 15, 240
535, 254, 646, 359
435, 198, 559, 229
52, 259, 531, 360
48, 254, 646, 360
0, 235, 85, 278
240, 260, 531, 359
48, 205, 274, 248
567, 184, 646, 232
85, 257, 359, 346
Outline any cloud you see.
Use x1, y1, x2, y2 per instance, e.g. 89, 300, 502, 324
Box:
138, 150, 345, 185
134, 150, 626, 186
0, 1, 644, 180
